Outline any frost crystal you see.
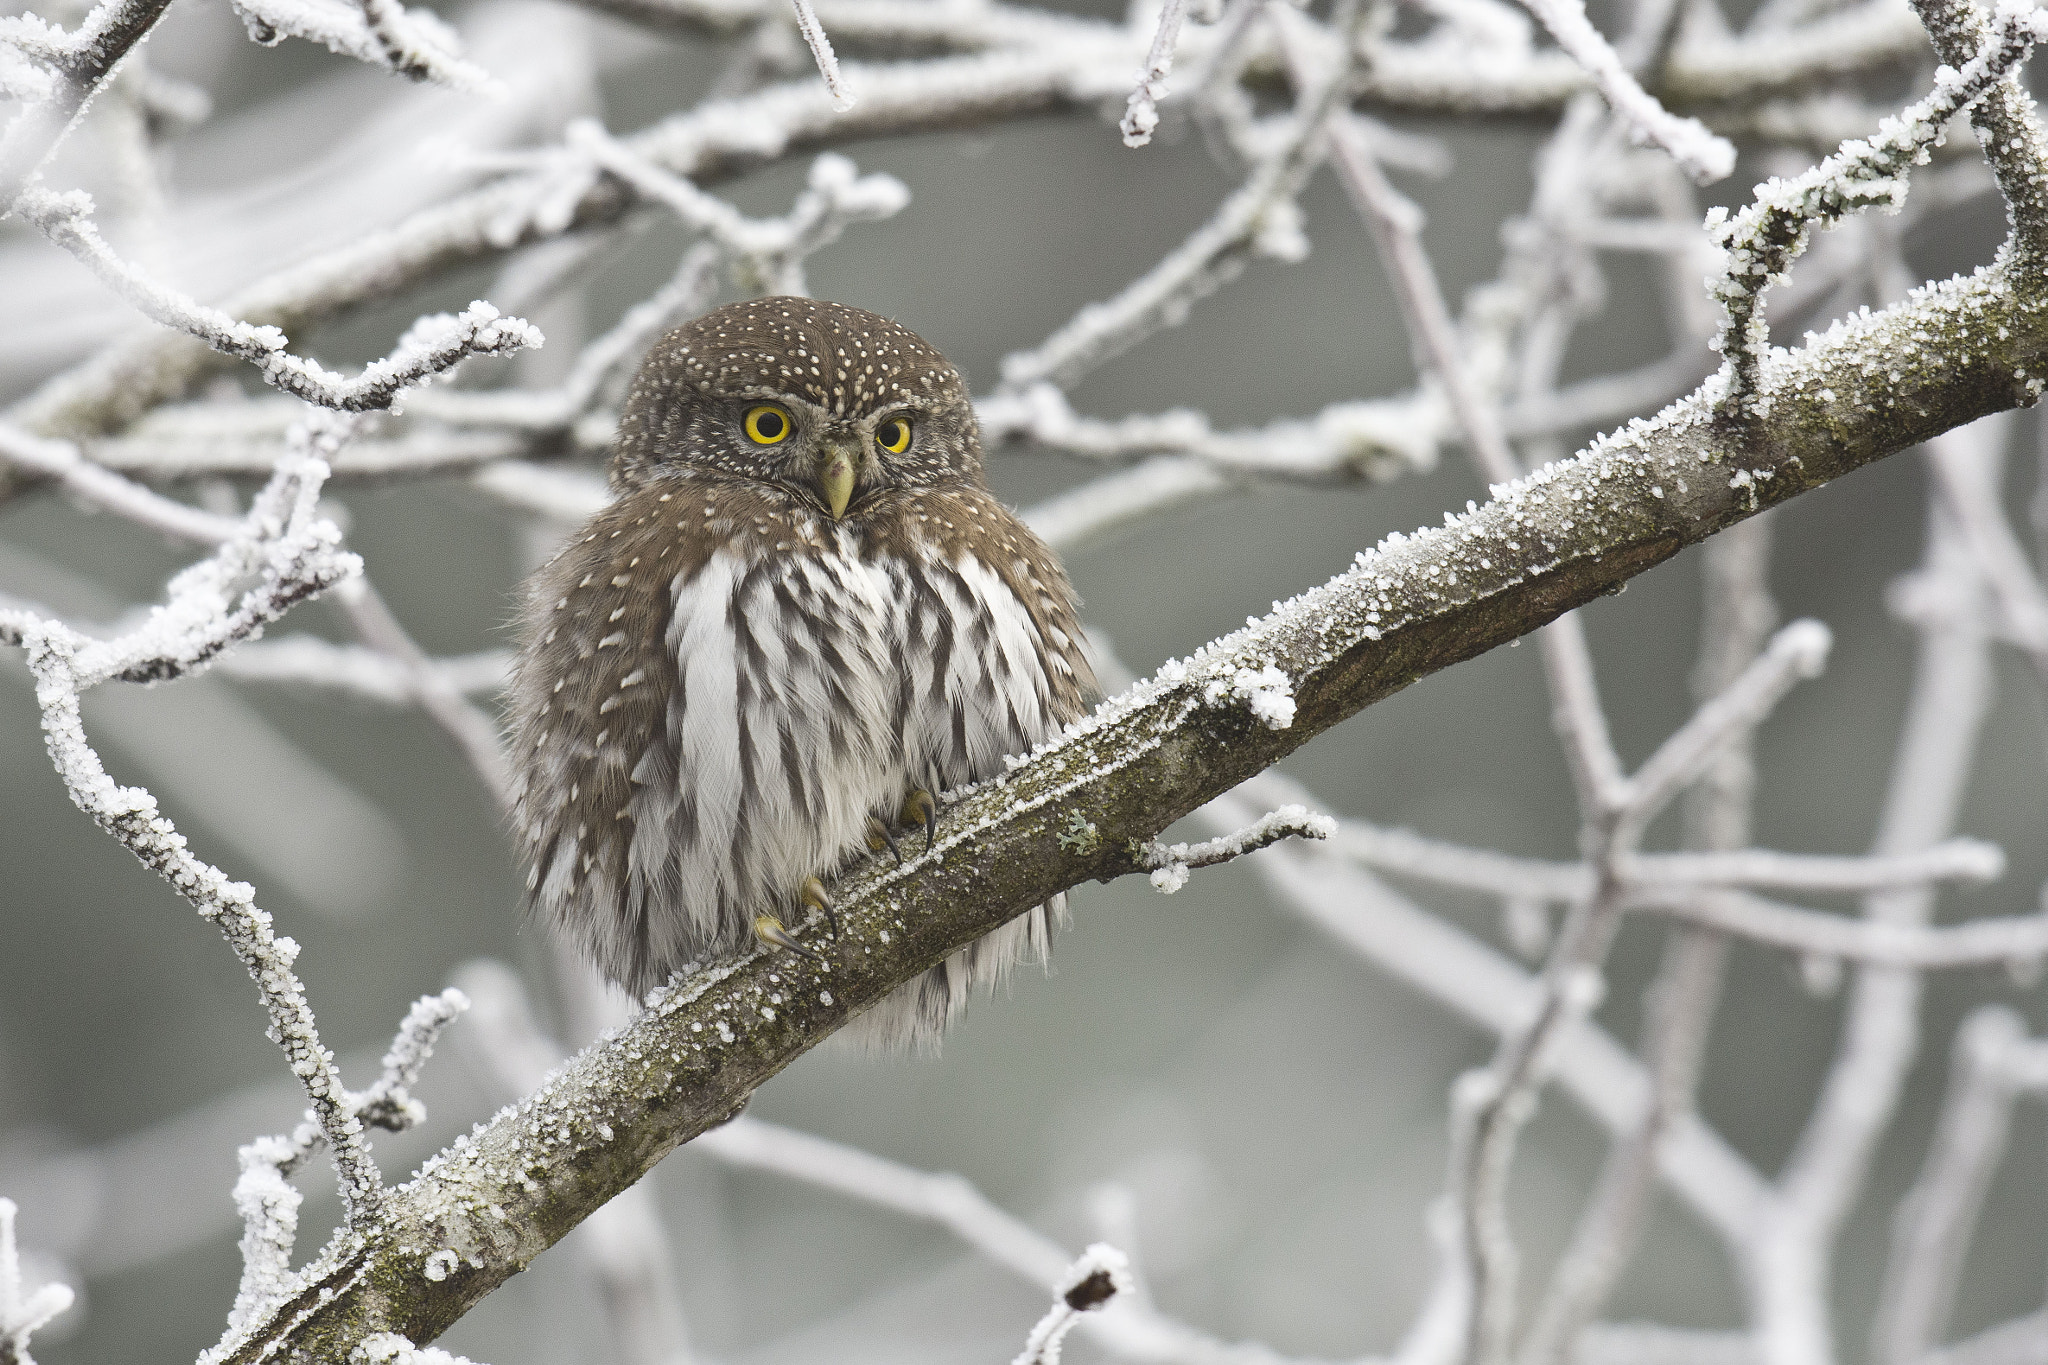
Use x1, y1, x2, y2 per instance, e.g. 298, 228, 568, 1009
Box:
354, 1332, 485, 1365
1206, 663, 1297, 729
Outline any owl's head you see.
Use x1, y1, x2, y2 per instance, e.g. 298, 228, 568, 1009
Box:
610, 297, 985, 515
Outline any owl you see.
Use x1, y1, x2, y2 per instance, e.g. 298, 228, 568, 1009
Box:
505, 298, 1096, 1049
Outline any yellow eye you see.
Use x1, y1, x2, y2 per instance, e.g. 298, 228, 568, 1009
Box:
876, 415, 912, 454
744, 404, 791, 445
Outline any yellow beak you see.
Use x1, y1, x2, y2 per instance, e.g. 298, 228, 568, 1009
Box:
815, 443, 856, 519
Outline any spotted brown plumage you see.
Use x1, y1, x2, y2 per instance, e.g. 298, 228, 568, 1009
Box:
506, 297, 1095, 1048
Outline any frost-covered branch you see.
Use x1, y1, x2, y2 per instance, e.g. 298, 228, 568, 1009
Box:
1510, 0, 1734, 183
214, 638, 510, 706
20, 188, 539, 413
1012, 1245, 1132, 1365
1872, 1007, 2048, 1365
998, 0, 1358, 394
561, 131, 906, 296
206, 201, 2048, 1351
1628, 887, 2048, 969
1119, 0, 1191, 147
788, 0, 853, 109
352, 0, 494, 87
0, 0, 175, 212
1137, 802, 1333, 894
0, 426, 385, 1232
1707, 0, 2048, 411
224, 990, 468, 1348
0, 420, 240, 544
0, 1199, 73, 1365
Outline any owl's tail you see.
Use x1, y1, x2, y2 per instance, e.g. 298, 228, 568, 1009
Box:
834, 893, 1069, 1054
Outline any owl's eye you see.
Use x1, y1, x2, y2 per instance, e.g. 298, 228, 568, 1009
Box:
876, 415, 912, 454
743, 405, 791, 445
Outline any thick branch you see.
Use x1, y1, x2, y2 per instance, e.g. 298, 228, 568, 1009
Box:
218, 226, 2048, 1357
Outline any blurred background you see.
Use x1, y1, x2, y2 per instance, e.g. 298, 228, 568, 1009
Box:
0, 0, 2045, 1359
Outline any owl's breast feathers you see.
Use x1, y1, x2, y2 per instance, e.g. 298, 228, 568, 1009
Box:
507, 475, 1095, 998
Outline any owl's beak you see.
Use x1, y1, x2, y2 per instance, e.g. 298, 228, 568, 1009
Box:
814, 442, 857, 519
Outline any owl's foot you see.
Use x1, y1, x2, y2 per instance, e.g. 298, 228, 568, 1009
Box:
865, 815, 903, 866
800, 874, 840, 938
901, 788, 937, 851
753, 914, 825, 963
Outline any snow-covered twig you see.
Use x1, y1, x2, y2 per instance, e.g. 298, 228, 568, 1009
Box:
1120, 0, 1193, 147
215, 639, 510, 705
1611, 618, 1830, 838
563, 129, 907, 296
0, 0, 176, 213
1751, 465, 2000, 1365
0, 1199, 73, 1365
410, 243, 721, 430
224, 0, 488, 87
1328, 115, 1521, 484
2, 427, 382, 1229
789, 0, 854, 110
1873, 1007, 2044, 1365
353, 988, 470, 1133
353, 0, 493, 87
1627, 887, 2048, 968
1511, 0, 1734, 183
18, 188, 539, 413
1012, 1245, 1133, 1365
223, 989, 467, 1345
332, 578, 514, 808
998, 0, 1359, 394
0, 420, 241, 545
1138, 802, 1333, 893
1707, 0, 2048, 410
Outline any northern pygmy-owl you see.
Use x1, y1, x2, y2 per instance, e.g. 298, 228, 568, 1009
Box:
506, 298, 1096, 1049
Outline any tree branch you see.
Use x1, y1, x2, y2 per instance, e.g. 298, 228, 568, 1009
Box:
214, 196, 2048, 1352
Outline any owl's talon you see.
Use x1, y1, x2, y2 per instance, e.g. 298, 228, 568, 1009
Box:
865, 815, 903, 866
754, 914, 825, 962
903, 789, 937, 851
800, 874, 840, 938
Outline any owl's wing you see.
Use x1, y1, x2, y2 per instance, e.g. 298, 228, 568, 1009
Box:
506, 485, 709, 992
920, 487, 1096, 745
